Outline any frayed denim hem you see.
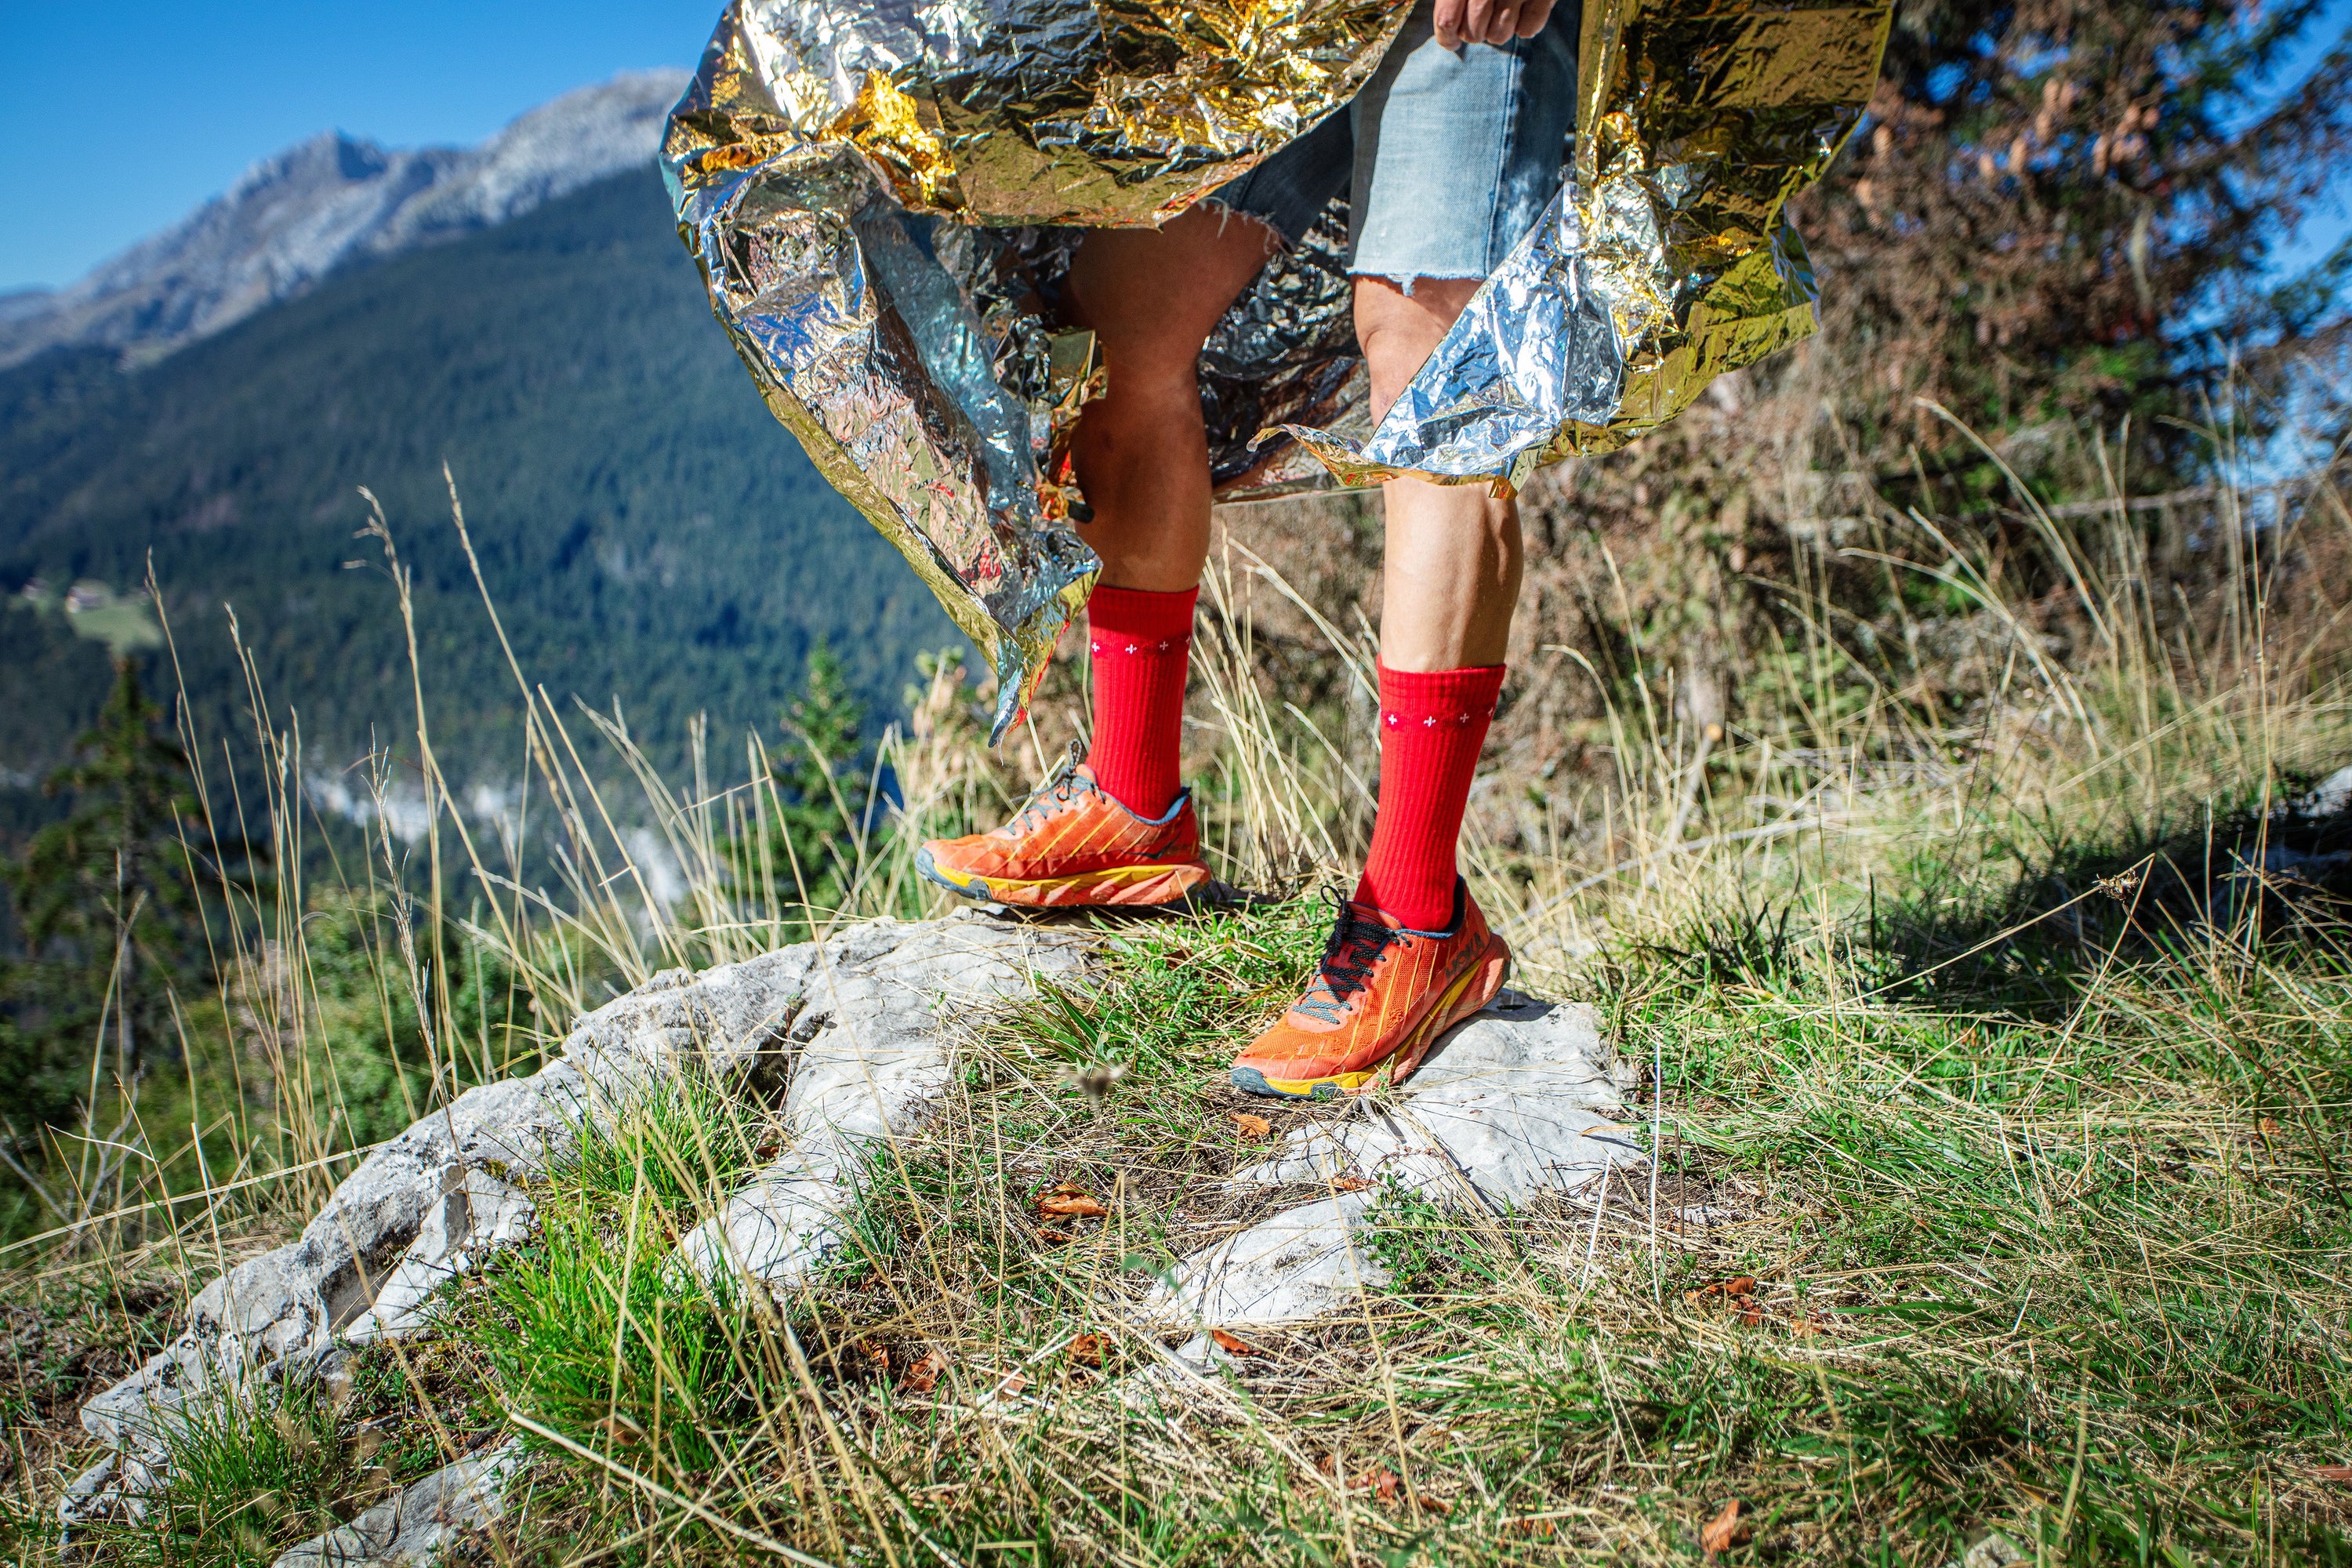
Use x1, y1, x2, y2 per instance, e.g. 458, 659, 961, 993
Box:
1192, 196, 1291, 252
1349, 268, 1489, 297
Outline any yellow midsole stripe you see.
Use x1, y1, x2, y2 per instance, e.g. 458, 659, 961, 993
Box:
949, 861, 1203, 894
1254, 1069, 1380, 1094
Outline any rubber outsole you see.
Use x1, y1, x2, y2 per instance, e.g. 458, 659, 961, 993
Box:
1229, 946, 1512, 1100
1229, 1065, 1343, 1101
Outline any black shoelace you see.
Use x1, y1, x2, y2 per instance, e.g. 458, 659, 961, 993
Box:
1005, 740, 1092, 836
1290, 891, 1406, 1025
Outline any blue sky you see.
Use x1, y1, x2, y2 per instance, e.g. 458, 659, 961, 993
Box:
2, 0, 2345, 295
0, 0, 718, 291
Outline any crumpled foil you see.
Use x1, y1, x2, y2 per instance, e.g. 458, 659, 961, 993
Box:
1282, 0, 1893, 485
664, 0, 1889, 739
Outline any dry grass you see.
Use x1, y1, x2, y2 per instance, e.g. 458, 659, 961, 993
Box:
4, 421, 2352, 1565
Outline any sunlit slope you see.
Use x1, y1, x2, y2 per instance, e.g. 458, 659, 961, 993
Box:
0, 168, 953, 788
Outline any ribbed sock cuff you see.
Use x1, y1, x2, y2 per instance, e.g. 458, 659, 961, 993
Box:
1374, 662, 1506, 735
1086, 584, 1198, 654
1355, 662, 1505, 931
1086, 585, 1198, 818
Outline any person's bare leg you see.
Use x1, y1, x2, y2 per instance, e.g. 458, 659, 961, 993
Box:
1067, 207, 1276, 590
1353, 275, 1522, 666
914, 209, 1274, 905
1227, 275, 1522, 1091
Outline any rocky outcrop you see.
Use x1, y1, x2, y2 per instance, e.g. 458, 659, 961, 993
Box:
62, 913, 1647, 1530
673, 920, 1092, 1285
1145, 995, 1644, 1356
1226, 993, 1637, 1202
78, 1070, 590, 1455
66, 910, 1083, 1525
2, 71, 688, 369
270, 1439, 526, 1568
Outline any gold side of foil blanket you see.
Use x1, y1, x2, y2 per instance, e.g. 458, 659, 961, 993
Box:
1282, 0, 1894, 487
663, 0, 1890, 740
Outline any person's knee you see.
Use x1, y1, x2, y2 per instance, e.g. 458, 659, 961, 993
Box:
1355, 274, 1484, 414
1090, 318, 1210, 397
1074, 211, 1277, 387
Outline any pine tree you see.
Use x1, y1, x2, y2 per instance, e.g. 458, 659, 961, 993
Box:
1803, 0, 2352, 494
1509, 0, 2347, 747
730, 644, 870, 920
0, 661, 234, 1128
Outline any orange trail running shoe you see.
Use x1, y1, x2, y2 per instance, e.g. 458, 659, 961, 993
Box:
1229, 881, 1510, 1099
914, 754, 1213, 909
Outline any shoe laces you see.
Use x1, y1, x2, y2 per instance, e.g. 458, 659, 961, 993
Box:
1290, 891, 1406, 1025
1004, 739, 1093, 836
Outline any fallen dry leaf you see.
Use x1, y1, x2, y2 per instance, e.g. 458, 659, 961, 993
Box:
902, 1348, 949, 1393
2259, 1116, 2281, 1135
1209, 1327, 1259, 1356
1420, 1494, 1452, 1515
1332, 1175, 1371, 1192
1231, 1112, 1273, 1139
1738, 1300, 1764, 1327
1356, 1465, 1400, 1501
1686, 1275, 1761, 1306
1038, 1192, 1109, 1218
1068, 1334, 1105, 1367
1036, 1228, 1074, 1245
1700, 1497, 1742, 1557
1789, 1316, 1825, 1339
996, 1372, 1029, 1397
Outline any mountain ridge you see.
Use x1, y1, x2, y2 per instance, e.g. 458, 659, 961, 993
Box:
0, 166, 957, 809
0, 69, 691, 370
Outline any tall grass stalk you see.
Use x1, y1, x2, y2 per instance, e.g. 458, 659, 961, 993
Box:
4, 410, 2349, 1563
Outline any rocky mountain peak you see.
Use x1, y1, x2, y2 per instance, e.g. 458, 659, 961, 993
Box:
0, 68, 691, 371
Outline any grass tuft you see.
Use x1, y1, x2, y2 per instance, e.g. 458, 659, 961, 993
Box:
81, 1376, 372, 1568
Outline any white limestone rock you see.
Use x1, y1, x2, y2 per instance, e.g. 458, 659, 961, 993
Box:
677, 915, 1091, 1286
66, 913, 1089, 1525
1146, 994, 1646, 1340
557, 942, 822, 1095
1230, 994, 1642, 1207
340, 1171, 538, 1344
1152, 1191, 1390, 1335
57, 1454, 123, 1530
80, 1065, 589, 1453
2288, 764, 2352, 819
270, 1438, 526, 1568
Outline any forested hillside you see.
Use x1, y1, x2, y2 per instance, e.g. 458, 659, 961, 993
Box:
0, 167, 957, 822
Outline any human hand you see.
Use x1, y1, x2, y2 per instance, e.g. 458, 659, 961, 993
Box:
1432, 0, 1556, 49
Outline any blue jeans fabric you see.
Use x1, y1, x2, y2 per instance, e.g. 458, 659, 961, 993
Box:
1207, 0, 1578, 284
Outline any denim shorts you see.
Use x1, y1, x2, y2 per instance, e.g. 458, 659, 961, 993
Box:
1209, 0, 1579, 284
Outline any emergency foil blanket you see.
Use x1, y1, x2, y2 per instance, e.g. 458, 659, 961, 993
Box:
663, 0, 1892, 739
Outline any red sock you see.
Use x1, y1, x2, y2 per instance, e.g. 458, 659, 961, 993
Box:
1085, 585, 1196, 818
1355, 662, 1505, 930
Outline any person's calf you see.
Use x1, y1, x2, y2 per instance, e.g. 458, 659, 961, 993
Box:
1381, 479, 1521, 669
1067, 209, 1279, 593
